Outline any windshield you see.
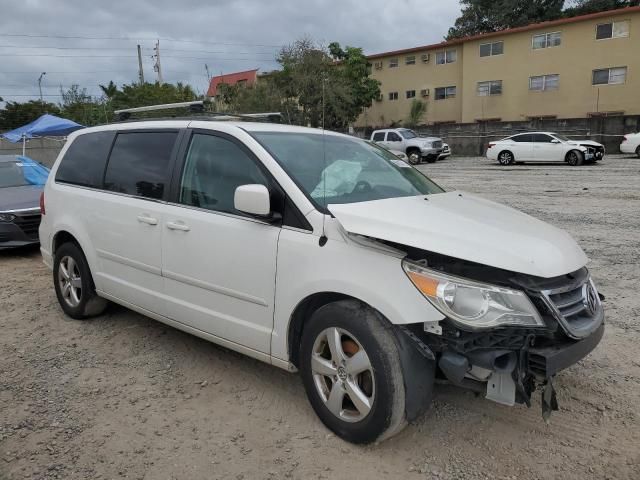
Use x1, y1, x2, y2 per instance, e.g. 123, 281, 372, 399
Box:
252, 132, 444, 209
553, 134, 571, 142
399, 129, 418, 139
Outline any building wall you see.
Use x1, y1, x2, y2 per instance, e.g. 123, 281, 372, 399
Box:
357, 9, 640, 127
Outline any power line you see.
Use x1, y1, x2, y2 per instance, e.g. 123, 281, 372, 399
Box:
0, 54, 274, 62
0, 33, 281, 48
0, 44, 277, 55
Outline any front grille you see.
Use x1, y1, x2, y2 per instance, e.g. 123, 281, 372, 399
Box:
540, 278, 603, 340
432, 141, 443, 149
14, 213, 41, 240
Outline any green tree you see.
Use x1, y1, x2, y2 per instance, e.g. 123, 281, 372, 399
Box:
405, 100, 427, 128
447, 0, 564, 39
59, 84, 106, 126
0, 100, 61, 131
110, 82, 197, 112
564, 0, 639, 16
99, 80, 119, 99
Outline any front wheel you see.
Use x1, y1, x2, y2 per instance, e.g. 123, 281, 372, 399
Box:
299, 300, 407, 444
566, 150, 584, 166
636, 146, 640, 159
407, 150, 421, 165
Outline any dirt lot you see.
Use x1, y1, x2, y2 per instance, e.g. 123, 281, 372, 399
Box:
1, 155, 639, 480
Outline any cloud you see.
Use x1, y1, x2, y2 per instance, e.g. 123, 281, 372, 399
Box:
0, 0, 460, 104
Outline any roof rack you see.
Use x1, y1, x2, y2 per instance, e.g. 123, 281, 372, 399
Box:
113, 100, 283, 123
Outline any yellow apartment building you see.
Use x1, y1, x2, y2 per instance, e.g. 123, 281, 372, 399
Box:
357, 6, 640, 127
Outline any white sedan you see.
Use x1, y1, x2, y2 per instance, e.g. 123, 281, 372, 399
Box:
620, 132, 640, 157
487, 132, 605, 166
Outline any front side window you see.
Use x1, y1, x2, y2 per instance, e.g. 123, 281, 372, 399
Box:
592, 66, 627, 85
596, 20, 629, 39
251, 132, 444, 209
435, 86, 456, 100
532, 134, 554, 143
532, 31, 562, 49
103, 131, 177, 200
480, 41, 503, 57
387, 132, 402, 142
179, 134, 271, 214
477, 80, 502, 96
436, 49, 457, 64
389, 58, 399, 68
529, 74, 559, 91
55, 131, 114, 188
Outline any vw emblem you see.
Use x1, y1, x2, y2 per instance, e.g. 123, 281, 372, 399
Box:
582, 282, 599, 316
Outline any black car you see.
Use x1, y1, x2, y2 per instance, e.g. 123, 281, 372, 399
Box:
0, 155, 49, 249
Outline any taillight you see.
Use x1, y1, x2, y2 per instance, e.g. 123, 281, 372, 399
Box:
39, 192, 45, 215
487, 143, 495, 149
622, 135, 628, 143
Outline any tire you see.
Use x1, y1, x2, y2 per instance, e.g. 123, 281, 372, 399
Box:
566, 150, 584, 166
53, 242, 108, 319
498, 151, 514, 165
636, 146, 640, 159
299, 300, 407, 444
407, 149, 421, 165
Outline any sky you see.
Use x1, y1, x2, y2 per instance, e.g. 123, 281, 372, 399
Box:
0, 0, 461, 105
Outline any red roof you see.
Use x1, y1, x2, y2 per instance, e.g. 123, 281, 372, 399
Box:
367, 6, 640, 59
207, 69, 258, 96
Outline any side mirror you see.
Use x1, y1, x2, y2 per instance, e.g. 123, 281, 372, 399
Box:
550, 139, 561, 144
234, 184, 272, 217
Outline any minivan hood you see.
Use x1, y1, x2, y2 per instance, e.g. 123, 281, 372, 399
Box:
329, 192, 588, 278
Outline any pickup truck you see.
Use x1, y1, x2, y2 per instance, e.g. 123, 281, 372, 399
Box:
371, 128, 443, 164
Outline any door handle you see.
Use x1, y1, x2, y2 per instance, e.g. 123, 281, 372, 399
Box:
166, 221, 190, 232
137, 214, 158, 226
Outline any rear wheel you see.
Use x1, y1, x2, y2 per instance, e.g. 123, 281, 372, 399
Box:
53, 242, 108, 319
299, 300, 407, 444
636, 146, 640, 159
566, 150, 584, 166
498, 151, 514, 165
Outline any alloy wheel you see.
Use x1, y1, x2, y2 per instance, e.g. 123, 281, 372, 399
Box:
408, 152, 420, 165
310, 327, 375, 423
498, 152, 513, 165
58, 255, 82, 307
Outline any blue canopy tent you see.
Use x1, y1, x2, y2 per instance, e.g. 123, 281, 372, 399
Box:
1, 114, 84, 155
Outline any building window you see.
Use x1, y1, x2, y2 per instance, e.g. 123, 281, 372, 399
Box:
388, 92, 399, 100
434, 86, 456, 100
596, 21, 629, 39
477, 80, 502, 96
479, 41, 504, 57
529, 74, 559, 91
592, 67, 627, 85
532, 31, 562, 49
406, 90, 416, 99
436, 49, 457, 64
389, 58, 399, 68
405, 55, 416, 65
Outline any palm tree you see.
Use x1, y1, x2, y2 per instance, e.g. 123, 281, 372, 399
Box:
405, 99, 427, 128
99, 81, 118, 99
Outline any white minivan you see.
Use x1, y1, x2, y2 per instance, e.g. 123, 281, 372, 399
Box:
39, 119, 604, 444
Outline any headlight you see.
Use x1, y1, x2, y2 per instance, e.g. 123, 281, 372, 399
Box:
402, 260, 544, 329
0, 213, 16, 222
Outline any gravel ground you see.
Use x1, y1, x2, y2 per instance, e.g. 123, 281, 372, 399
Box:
1, 154, 639, 480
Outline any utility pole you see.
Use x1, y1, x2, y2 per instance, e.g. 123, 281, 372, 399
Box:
137, 45, 145, 85
38, 72, 46, 110
153, 40, 163, 84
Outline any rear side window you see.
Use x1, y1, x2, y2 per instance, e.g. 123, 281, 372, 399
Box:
55, 131, 114, 188
104, 131, 178, 200
512, 134, 534, 142
372, 132, 385, 141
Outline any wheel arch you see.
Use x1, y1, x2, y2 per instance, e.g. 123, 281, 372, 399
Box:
52, 230, 82, 254
565, 149, 584, 161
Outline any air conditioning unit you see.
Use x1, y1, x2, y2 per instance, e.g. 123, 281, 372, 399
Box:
374, 61, 383, 70
420, 88, 430, 97
421, 53, 430, 63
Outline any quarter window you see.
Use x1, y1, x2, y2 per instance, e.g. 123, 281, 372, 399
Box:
477, 80, 502, 96
529, 74, 559, 91
479, 41, 503, 57
389, 58, 399, 68
179, 134, 271, 215
406, 90, 416, 99
592, 67, 627, 85
596, 21, 629, 39
405, 55, 416, 65
435, 86, 456, 100
436, 49, 457, 64
388, 91, 399, 100
55, 131, 114, 188
103, 131, 177, 200
532, 31, 562, 49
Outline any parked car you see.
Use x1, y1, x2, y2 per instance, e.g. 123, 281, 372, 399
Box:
40, 121, 604, 444
438, 142, 451, 160
0, 155, 49, 249
487, 132, 605, 166
371, 128, 443, 164
620, 132, 640, 157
